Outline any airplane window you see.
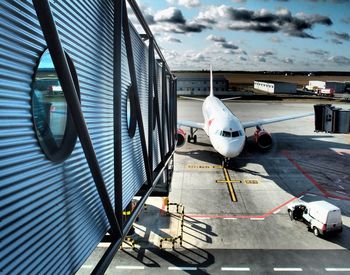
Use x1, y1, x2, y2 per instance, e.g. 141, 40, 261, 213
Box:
231, 131, 240, 137
222, 131, 231, 137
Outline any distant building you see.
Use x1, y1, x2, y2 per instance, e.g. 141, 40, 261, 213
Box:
254, 80, 297, 94
176, 75, 229, 96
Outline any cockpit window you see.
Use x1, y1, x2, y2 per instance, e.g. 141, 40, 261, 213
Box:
222, 131, 231, 137
219, 130, 243, 137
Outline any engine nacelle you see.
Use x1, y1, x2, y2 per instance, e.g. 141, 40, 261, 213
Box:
254, 128, 272, 150
176, 129, 186, 148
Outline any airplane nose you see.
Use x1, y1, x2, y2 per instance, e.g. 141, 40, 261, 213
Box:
215, 137, 245, 158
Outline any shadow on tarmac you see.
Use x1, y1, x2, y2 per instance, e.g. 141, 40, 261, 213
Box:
175, 132, 350, 249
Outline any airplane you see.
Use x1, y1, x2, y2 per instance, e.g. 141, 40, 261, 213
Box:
177, 66, 313, 166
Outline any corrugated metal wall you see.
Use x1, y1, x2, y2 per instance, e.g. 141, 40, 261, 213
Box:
0, 1, 160, 273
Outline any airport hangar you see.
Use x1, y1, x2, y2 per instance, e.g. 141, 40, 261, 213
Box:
175, 74, 229, 96
0, 1, 177, 274
254, 80, 297, 94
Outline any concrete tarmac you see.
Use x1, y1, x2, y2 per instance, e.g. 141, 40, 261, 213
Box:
78, 99, 350, 274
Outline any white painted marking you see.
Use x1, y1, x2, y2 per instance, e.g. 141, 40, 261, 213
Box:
336, 191, 347, 195
81, 265, 93, 269
339, 185, 345, 190
250, 218, 265, 220
196, 217, 210, 220
299, 195, 304, 199
273, 209, 281, 214
168, 266, 198, 271
274, 267, 303, 272
222, 267, 250, 271
224, 218, 237, 220
306, 193, 317, 197
116, 266, 145, 270
325, 268, 350, 272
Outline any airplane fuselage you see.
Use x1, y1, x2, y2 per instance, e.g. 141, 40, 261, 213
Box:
202, 96, 246, 158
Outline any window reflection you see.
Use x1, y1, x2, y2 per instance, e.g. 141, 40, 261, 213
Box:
32, 49, 78, 162
33, 51, 67, 148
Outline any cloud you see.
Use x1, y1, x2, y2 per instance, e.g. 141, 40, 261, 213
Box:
328, 56, 350, 65
152, 7, 209, 34
221, 41, 239, 49
164, 36, 182, 43
341, 16, 350, 24
256, 50, 275, 56
167, 0, 201, 8
255, 56, 266, 62
271, 36, 283, 43
206, 34, 226, 42
307, 49, 329, 56
194, 5, 332, 38
283, 57, 294, 64
327, 31, 350, 41
154, 7, 186, 24
239, 55, 247, 61
331, 38, 343, 44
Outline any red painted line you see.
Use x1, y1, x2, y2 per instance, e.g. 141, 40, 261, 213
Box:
264, 193, 303, 217
282, 150, 350, 202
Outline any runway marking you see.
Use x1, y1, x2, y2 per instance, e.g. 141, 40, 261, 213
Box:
223, 168, 237, 202
224, 217, 237, 220
116, 266, 145, 270
273, 209, 281, 214
274, 267, 303, 272
339, 185, 345, 190
168, 266, 198, 271
81, 265, 93, 269
306, 193, 317, 197
187, 164, 223, 169
325, 268, 350, 272
244, 179, 259, 184
336, 191, 347, 195
222, 267, 250, 271
250, 217, 265, 220
282, 150, 350, 202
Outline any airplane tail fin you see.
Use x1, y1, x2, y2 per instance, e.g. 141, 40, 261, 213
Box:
209, 64, 214, 97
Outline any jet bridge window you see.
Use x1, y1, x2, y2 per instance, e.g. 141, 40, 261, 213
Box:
31, 49, 79, 162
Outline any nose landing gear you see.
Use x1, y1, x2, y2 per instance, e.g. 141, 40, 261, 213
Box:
222, 157, 231, 168
187, 127, 197, 143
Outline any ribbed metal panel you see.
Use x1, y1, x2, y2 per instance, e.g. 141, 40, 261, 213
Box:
120, 23, 148, 208
152, 62, 162, 168
0, 1, 114, 273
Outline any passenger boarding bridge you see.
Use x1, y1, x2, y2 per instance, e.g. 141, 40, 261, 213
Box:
0, 0, 177, 273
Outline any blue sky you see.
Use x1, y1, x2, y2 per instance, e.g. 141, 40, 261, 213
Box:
131, 0, 350, 71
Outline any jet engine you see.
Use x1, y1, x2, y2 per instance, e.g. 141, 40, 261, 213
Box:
176, 128, 186, 148
254, 127, 272, 150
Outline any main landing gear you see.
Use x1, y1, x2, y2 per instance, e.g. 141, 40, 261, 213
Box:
187, 127, 197, 143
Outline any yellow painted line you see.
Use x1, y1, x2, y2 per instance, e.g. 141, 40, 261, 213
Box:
216, 179, 241, 183
244, 179, 259, 184
223, 168, 237, 202
187, 164, 223, 169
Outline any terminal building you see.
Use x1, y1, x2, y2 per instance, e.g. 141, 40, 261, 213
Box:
176, 74, 229, 96
254, 80, 297, 94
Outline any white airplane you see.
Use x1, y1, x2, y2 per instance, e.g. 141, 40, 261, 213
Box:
177, 66, 313, 166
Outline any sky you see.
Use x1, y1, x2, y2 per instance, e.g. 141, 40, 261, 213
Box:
129, 0, 350, 71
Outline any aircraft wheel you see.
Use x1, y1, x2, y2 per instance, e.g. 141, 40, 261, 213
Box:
193, 135, 197, 143
288, 210, 293, 221
313, 227, 320, 237
187, 135, 191, 143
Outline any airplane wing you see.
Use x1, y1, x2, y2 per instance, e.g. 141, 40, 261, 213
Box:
178, 120, 205, 130
179, 96, 205, 102
242, 112, 313, 129
221, 96, 241, 101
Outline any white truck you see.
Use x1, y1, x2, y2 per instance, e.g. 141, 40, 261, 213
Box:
287, 200, 342, 237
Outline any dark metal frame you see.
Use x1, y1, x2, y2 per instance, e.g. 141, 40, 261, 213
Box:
33, 0, 177, 274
